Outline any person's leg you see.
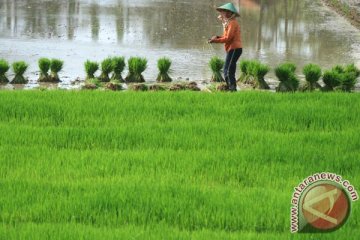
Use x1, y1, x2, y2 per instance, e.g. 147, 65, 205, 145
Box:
223, 49, 235, 89
228, 48, 242, 91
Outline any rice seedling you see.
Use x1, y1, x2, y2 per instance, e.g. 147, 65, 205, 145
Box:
125, 57, 148, 83
99, 58, 113, 82
129, 83, 148, 91
301, 63, 322, 91
209, 56, 225, 82
0, 59, 10, 83
238, 60, 256, 84
83, 78, 102, 90
250, 61, 270, 89
84, 60, 99, 80
11, 61, 28, 84
105, 79, 122, 91
322, 64, 359, 92
111, 57, 126, 82
50, 59, 64, 82
0, 91, 359, 239
275, 62, 299, 92
157, 57, 173, 82
38, 58, 51, 82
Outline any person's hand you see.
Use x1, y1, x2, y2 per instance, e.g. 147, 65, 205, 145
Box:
208, 36, 218, 43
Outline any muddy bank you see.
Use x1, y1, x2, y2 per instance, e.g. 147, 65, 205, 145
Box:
322, 0, 360, 29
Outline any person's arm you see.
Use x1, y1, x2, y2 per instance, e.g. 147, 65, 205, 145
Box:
212, 22, 236, 44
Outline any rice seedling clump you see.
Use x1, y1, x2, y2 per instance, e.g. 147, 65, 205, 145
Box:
83, 78, 102, 90
209, 56, 225, 82
322, 64, 359, 92
38, 58, 51, 82
250, 61, 270, 89
50, 59, 64, 82
99, 58, 113, 82
0, 59, 10, 83
11, 61, 28, 84
301, 63, 322, 91
156, 57, 173, 82
275, 62, 299, 92
125, 57, 148, 83
111, 57, 126, 82
84, 60, 99, 80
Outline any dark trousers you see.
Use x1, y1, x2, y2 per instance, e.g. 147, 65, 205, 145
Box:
224, 48, 242, 91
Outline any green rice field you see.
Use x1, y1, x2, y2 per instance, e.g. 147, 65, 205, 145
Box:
0, 90, 359, 239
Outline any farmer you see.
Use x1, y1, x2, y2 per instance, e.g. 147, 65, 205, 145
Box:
209, 3, 242, 92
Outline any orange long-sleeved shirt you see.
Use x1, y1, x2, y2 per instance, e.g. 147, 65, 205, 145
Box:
213, 19, 242, 52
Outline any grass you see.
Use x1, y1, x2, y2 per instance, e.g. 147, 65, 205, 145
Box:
111, 57, 126, 82
38, 58, 51, 82
157, 57, 173, 82
84, 60, 99, 80
125, 57, 147, 83
302, 63, 322, 91
275, 62, 299, 92
0, 59, 10, 83
209, 57, 225, 83
0, 91, 359, 239
11, 61, 28, 84
50, 59, 64, 82
99, 58, 113, 82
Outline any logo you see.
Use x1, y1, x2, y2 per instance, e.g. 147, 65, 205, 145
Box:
290, 172, 358, 233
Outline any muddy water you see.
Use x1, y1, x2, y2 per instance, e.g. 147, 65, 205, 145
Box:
0, 0, 360, 87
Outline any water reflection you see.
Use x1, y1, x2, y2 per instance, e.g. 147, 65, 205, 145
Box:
0, 0, 359, 80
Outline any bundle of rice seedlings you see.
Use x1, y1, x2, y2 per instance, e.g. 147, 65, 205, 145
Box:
38, 58, 51, 82
111, 57, 126, 82
11, 61, 29, 84
302, 63, 322, 91
84, 60, 99, 80
157, 57, 173, 82
50, 59, 63, 82
209, 56, 225, 82
322, 70, 341, 91
0, 59, 10, 83
83, 78, 102, 90
238, 60, 255, 84
125, 57, 147, 83
99, 58, 113, 82
129, 83, 148, 91
275, 62, 299, 92
251, 61, 270, 89
332, 64, 360, 92
105, 79, 122, 91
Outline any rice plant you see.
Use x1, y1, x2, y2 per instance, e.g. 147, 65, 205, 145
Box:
157, 57, 173, 82
209, 56, 225, 82
322, 70, 341, 91
302, 63, 322, 91
0, 91, 360, 239
250, 61, 270, 89
322, 64, 359, 92
275, 62, 299, 92
111, 57, 126, 82
84, 60, 99, 80
125, 57, 147, 83
11, 61, 28, 84
50, 59, 64, 82
0, 59, 10, 83
238, 60, 255, 84
99, 58, 113, 82
38, 58, 51, 82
